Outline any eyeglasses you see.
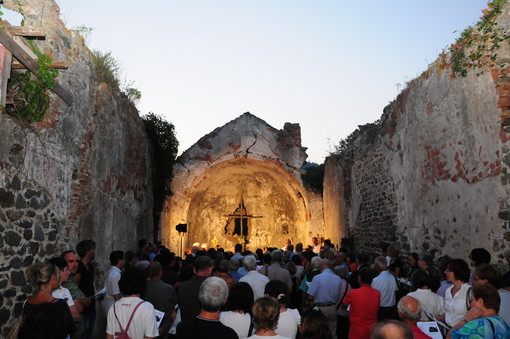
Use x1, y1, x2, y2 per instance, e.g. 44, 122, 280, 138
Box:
445, 269, 452, 273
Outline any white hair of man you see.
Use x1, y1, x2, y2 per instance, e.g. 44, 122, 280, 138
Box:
310, 256, 322, 268
243, 254, 257, 271
198, 276, 229, 312
374, 256, 388, 271
397, 297, 422, 321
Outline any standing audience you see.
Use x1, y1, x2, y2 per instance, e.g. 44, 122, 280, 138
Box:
247, 296, 291, 339
176, 277, 237, 339
307, 259, 342, 339
343, 267, 380, 339
105, 267, 158, 339
265, 280, 301, 339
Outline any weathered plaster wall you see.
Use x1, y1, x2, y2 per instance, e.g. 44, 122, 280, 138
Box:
162, 113, 319, 253
0, 0, 152, 333
327, 4, 510, 265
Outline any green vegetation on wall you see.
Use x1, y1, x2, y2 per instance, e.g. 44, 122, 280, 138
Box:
3, 46, 58, 123
442, 0, 509, 78
141, 112, 179, 240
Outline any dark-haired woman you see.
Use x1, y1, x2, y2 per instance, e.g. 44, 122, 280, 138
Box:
441, 258, 471, 327
298, 308, 332, 339
219, 282, 254, 338
406, 252, 419, 279
265, 280, 301, 339
447, 283, 510, 338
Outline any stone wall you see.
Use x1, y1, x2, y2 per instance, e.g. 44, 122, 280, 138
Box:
0, 0, 152, 334
326, 3, 510, 266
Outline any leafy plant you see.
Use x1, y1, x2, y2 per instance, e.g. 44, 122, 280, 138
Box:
444, 0, 508, 78
4, 47, 58, 123
141, 112, 179, 240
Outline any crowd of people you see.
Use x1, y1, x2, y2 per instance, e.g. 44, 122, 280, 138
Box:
12, 237, 510, 339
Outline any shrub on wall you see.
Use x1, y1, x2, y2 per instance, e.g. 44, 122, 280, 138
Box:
141, 112, 178, 240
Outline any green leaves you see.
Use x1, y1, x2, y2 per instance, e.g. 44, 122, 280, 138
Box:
4, 46, 59, 123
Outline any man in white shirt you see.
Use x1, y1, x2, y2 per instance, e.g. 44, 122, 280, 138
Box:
239, 255, 269, 300
311, 237, 321, 254
406, 269, 444, 320
106, 267, 158, 339
371, 256, 399, 321
50, 257, 81, 323
102, 250, 125, 316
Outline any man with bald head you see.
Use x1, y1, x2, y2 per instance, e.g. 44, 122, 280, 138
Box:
397, 296, 432, 339
371, 319, 414, 339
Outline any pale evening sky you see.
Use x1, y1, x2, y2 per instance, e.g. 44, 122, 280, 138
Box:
11, 1, 491, 163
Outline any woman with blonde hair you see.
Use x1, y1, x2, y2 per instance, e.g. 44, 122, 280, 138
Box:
247, 296, 291, 339
19, 262, 75, 338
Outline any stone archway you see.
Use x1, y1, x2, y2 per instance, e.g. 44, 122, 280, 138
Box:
161, 113, 325, 254
185, 158, 309, 251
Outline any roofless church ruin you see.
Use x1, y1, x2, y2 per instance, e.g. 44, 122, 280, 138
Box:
3, 0, 510, 334
161, 113, 330, 253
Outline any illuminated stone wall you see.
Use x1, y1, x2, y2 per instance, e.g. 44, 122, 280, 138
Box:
162, 113, 325, 253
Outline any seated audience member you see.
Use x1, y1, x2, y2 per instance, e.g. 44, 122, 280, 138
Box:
265, 280, 301, 339
407, 269, 444, 321
396, 296, 432, 339
370, 319, 413, 339
219, 282, 254, 338
447, 283, 510, 338
298, 308, 332, 339
176, 277, 237, 339
105, 268, 158, 339
343, 268, 380, 339
246, 296, 291, 339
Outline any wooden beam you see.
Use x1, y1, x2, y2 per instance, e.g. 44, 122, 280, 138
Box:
0, 29, 72, 105
12, 61, 68, 69
0, 45, 12, 106
6, 26, 45, 38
